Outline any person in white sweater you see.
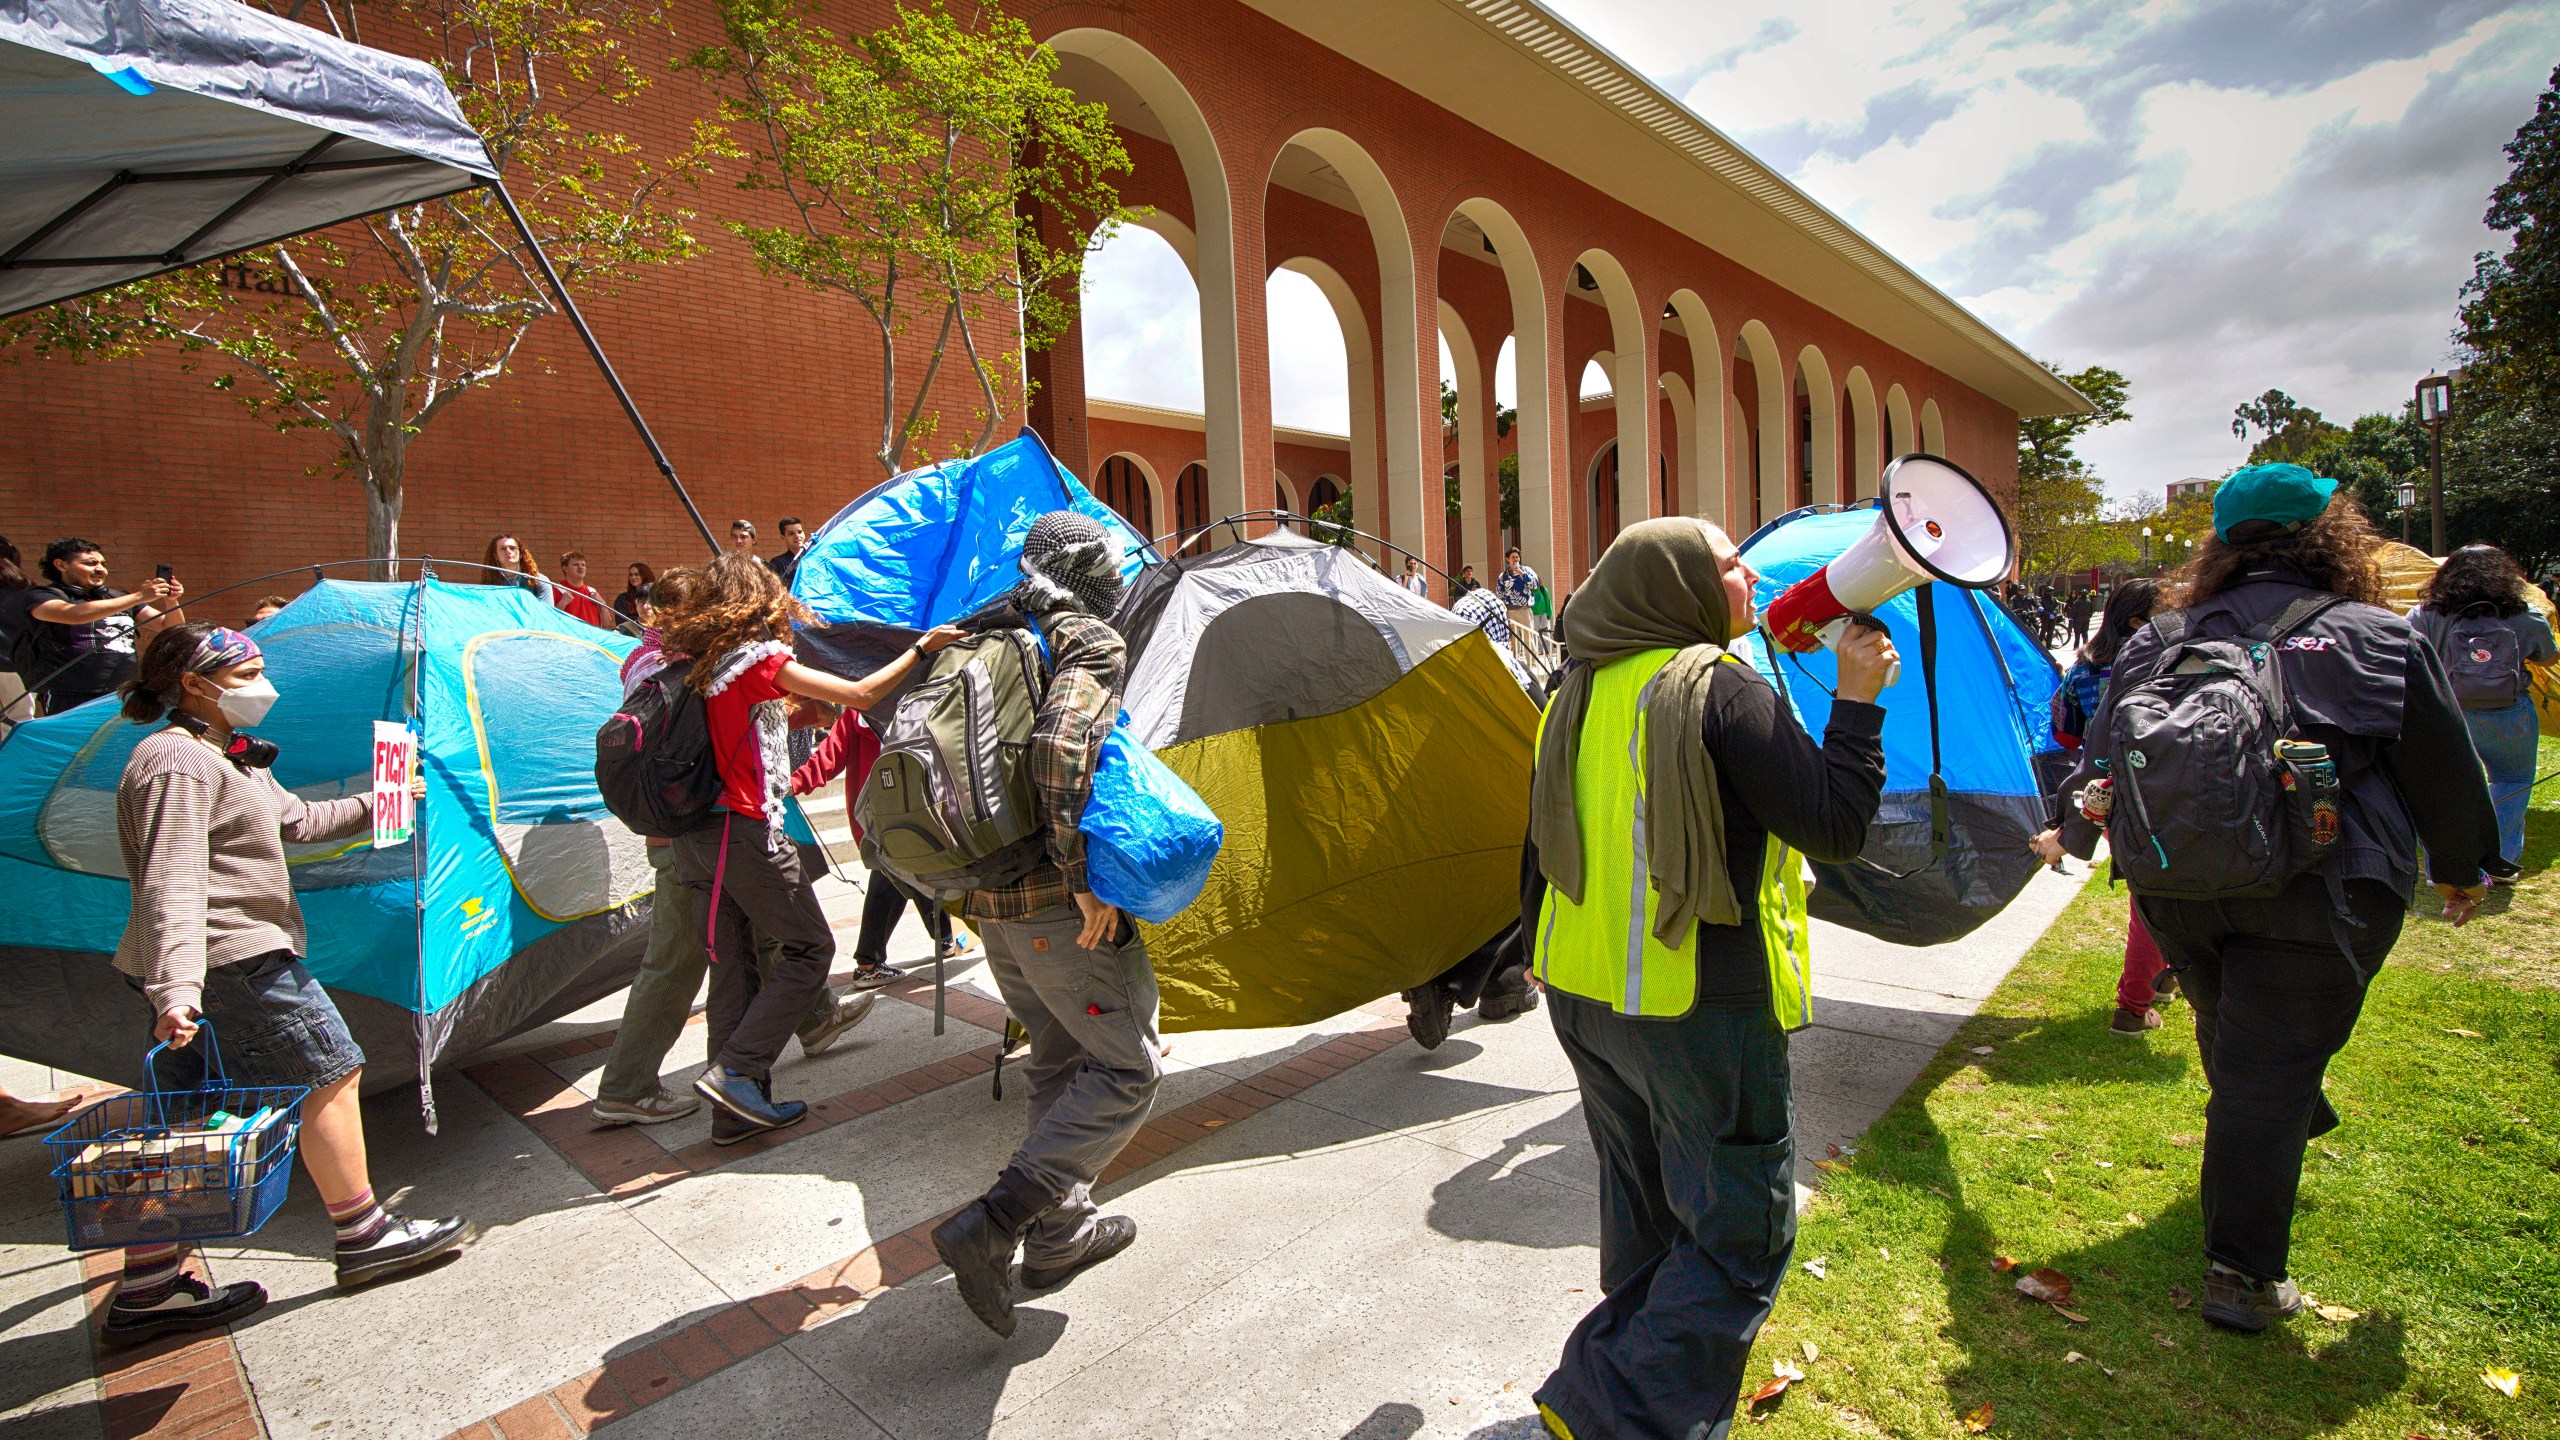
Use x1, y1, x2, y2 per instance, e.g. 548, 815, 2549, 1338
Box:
103, 622, 466, 1345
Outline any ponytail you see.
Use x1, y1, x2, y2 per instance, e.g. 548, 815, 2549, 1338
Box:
121, 622, 216, 725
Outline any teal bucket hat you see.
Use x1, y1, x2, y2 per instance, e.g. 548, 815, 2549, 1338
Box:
2213, 463, 2338, 541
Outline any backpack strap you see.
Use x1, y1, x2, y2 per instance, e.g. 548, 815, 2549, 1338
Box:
1917, 586, 1949, 860
2250, 592, 2345, 645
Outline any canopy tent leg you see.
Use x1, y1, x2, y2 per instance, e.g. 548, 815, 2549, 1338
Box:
485, 179, 719, 556
405, 571, 440, 1134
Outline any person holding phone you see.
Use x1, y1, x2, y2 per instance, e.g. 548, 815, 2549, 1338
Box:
24, 538, 184, 715
103, 623, 465, 1344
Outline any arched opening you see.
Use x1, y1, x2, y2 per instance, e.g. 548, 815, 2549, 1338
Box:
1174, 462, 1211, 544
1081, 224, 1202, 427
1269, 259, 1368, 542
1045, 29, 1241, 516
1566, 249, 1649, 579
1267, 129, 1423, 566
1663, 289, 1726, 526
1920, 398, 1947, 459
1094, 453, 1161, 535
1796, 344, 1838, 506
1843, 366, 1881, 500
1886, 383, 1916, 459
1443, 463, 1465, 581
1273, 470, 1301, 515
1452, 200, 1554, 588
1438, 299, 1490, 582
1308, 474, 1343, 513
1588, 440, 1621, 564
1732, 320, 1785, 530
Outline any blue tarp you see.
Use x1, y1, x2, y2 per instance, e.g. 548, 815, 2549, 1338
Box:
1736, 505, 2063, 945
0, 579, 654, 1090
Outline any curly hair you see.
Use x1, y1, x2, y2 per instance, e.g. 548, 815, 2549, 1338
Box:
2166, 495, 2389, 609
2420, 543, 2531, 618
659, 553, 811, 688
479, 535, 541, 582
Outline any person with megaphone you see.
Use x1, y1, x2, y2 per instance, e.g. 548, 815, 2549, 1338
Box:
1521, 517, 1895, 1440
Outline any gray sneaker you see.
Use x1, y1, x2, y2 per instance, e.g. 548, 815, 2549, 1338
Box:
593, 1086, 702, 1126
2201, 1266, 2304, 1333
799, 990, 879, 1056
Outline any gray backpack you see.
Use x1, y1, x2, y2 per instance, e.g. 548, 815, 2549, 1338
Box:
854, 624, 1050, 901
2442, 605, 2522, 711
2101, 595, 2344, 901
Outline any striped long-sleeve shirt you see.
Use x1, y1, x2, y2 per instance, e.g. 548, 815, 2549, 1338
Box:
113, 728, 371, 1015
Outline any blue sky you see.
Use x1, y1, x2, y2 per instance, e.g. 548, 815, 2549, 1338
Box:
1077, 0, 2560, 504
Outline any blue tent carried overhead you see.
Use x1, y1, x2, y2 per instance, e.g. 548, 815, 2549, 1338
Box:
789, 431, 1152, 675
0, 579, 653, 1102
1736, 504, 2063, 946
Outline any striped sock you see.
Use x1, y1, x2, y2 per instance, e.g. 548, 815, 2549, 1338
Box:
115, 1243, 188, 1308
327, 1188, 388, 1249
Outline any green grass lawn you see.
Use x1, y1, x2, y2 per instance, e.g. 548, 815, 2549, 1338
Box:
1746, 737, 2560, 1439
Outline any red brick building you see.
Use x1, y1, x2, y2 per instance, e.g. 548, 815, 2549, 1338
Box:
1, 0, 2082, 614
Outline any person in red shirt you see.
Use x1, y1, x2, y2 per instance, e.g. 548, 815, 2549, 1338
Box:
550, 551, 610, 628
657, 554, 964, 1137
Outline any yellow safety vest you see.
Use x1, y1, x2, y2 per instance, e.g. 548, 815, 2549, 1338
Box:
1531, 648, 1813, 1028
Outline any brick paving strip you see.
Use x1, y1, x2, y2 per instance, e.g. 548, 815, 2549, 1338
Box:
77, 1249, 265, 1440
446, 1009, 1414, 1439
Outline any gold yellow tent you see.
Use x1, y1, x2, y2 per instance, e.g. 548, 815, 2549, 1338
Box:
2373, 541, 2560, 737
1114, 531, 1538, 1030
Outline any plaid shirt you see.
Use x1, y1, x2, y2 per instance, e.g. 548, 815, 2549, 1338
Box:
963, 610, 1128, 921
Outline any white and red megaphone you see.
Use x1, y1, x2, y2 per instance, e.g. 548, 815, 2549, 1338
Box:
1762, 454, 2014, 685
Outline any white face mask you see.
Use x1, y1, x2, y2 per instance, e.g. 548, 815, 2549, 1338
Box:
207, 674, 279, 728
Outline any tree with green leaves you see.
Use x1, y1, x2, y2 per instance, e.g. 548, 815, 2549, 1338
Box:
2229, 389, 2344, 464
0, 0, 720, 572
689, 0, 1132, 478
2013, 362, 2131, 586
2442, 63, 2560, 576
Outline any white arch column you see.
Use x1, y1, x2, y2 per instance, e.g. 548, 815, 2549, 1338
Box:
1797, 344, 1839, 505
1455, 200, 1556, 589
1843, 366, 1881, 498
1573, 250, 1652, 540
1734, 320, 1786, 528
1439, 299, 1492, 581
1663, 289, 1725, 527
1280, 257, 1380, 557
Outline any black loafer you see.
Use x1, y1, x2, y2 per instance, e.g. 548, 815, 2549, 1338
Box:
102, 1275, 266, 1345
335, 1212, 470, 1290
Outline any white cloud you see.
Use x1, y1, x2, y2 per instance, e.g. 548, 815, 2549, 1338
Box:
1081, 227, 1199, 411
1267, 268, 1350, 434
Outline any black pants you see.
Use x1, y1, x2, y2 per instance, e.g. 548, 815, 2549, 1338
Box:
2137, 875, 2403, 1282
1421, 923, 1529, 1009
851, 871, 948, 966
674, 812, 837, 1085
1538, 993, 1795, 1440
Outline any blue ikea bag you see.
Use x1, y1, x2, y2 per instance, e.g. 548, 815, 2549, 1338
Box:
1082, 712, 1222, 923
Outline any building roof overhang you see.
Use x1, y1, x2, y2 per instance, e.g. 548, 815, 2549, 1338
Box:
1240, 0, 2091, 420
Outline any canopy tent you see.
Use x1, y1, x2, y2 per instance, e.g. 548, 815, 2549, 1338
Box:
1737, 504, 2064, 946
0, 0, 719, 547
1116, 530, 1539, 1030
0, 580, 653, 1103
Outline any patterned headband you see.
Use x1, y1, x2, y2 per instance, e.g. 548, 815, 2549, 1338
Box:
187, 628, 262, 675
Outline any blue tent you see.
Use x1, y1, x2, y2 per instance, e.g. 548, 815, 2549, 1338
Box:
0, 579, 653, 1102
1736, 504, 2063, 945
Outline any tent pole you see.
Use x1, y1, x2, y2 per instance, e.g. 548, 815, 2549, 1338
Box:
486, 179, 720, 556
406, 567, 439, 1134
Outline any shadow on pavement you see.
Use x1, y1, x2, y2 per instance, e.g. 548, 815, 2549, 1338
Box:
1341, 1400, 1425, 1438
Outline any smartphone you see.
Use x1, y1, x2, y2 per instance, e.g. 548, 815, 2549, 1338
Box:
154, 563, 174, 582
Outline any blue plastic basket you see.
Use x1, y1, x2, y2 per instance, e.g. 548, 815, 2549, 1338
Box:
45, 1022, 307, 1251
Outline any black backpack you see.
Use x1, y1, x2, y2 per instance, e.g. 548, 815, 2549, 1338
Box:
2441, 605, 2522, 711
2101, 595, 2345, 901
595, 656, 725, 838
0, 590, 40, 678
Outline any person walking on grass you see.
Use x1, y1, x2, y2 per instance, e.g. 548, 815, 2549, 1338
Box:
932, 513, 1159, 1338
2409, 543, 2555, 872
791, 706, 974, 990
1523, 517, 1894, 1440
654, 555, 964, 1142
105, 624, 466, 1343
588, 569, 883, 1130
2033, 579, 2178, 1036
2054, 465, 2507, 1335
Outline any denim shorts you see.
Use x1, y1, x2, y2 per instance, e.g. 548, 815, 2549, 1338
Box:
137, 950, 367, 1091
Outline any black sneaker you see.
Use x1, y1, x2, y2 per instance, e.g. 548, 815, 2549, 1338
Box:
843, 962, 902, 991
335, 1212, 470, 1290
1021, 1215, 1137, 1289
2200, 1266, 2304, 1333
1404, 984, 1454, 1050
102, 1274, 266, 1346
1476, 984, 1541, 1023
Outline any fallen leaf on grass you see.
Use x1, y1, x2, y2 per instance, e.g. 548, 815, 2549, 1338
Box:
1774, 1359, 1806, 1383
2064, 1351, 2088, 1364
1880, 1247, 1892, 1261
1801, 1340, 1820, 1365
1814, 1159, 1844, 1173
2313, 1303, 2362, 1323
2094, 1160, 2115, 1168
1803, 1257, 1829, 1280
2482, 1367, 2521, 1398
1826, 1143, 1842, 1157
1991, 1255, 2019, 1273
2015, 1268, 2075, 1304
1746, 1360, 1806, 1407
2169, 1134, 2195, 1148
2155, 1333, 2177, 1350
2442, 1028, 2486, 1039
2053, 1307, 2092, 1324
1970, 1046, 1995, 1056
1963, 1400, 1995, 1432
2168, 1283, 2194, 1310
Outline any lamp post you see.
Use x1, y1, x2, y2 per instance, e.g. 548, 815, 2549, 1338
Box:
2416, 372, 2452, 556
2142, 525, 2154, 572
2396, 480, 2417, 545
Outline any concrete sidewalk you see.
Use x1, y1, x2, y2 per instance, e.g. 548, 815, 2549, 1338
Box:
0, 857, 2085, 1440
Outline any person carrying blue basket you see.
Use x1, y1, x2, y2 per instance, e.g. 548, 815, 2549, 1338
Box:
100, 623, 468, 1344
